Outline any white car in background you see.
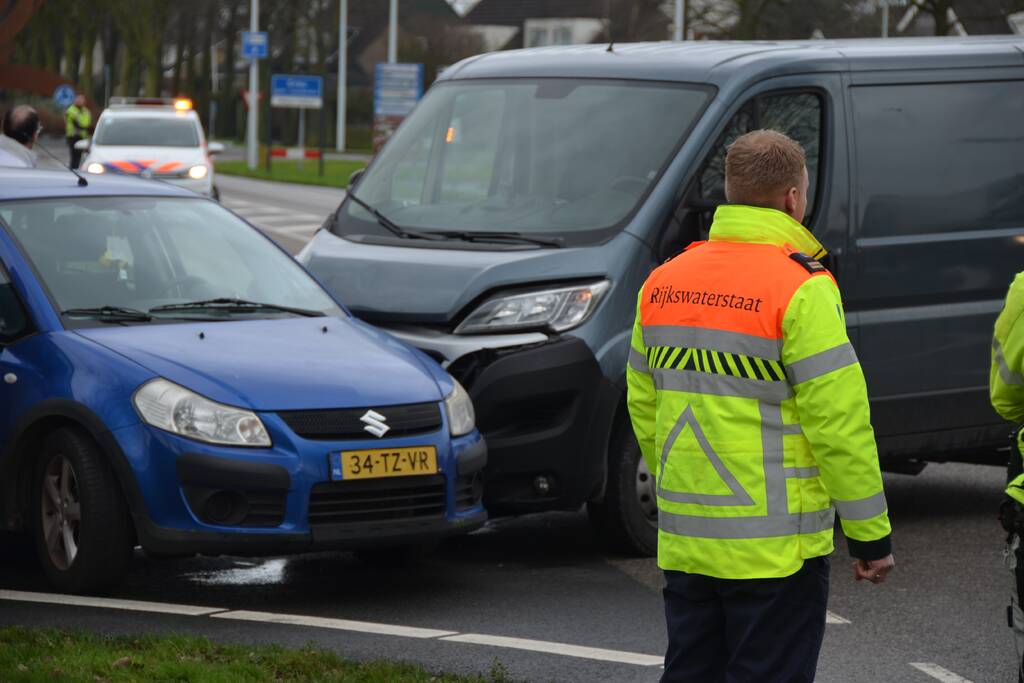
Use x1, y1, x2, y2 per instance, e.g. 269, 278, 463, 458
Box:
79, 97, 223, 199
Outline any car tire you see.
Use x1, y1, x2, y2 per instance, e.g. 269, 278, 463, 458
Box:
588, 422, 657, 557
30, 427, 133, 594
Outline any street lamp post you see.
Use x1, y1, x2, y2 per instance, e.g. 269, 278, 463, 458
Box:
246, 0, 260, 170
674, 0, 686, 41
336, 0, 347, 152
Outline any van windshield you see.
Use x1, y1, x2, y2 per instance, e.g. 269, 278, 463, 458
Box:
333, 78, 710, 247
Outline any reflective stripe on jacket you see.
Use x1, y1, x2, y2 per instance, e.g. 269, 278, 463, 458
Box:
65, 105, 91, 139
626, 204, 892, 579
990, 272, 1024, 504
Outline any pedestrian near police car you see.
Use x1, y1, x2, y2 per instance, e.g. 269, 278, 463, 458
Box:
989, 272, 1024, 682
65, 93, 91, 169
626, 129, 894, 682
0, 105, 40, 168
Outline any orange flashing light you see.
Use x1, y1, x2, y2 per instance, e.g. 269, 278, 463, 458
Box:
174, 98, 193, 111
445, 127, 456, 143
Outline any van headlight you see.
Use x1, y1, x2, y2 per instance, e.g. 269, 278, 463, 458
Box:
85, 162, 104, 174
133, 378, 271, 447
455, 280, 610, 334
444, 379, 475, 437
188, 164, 209, 180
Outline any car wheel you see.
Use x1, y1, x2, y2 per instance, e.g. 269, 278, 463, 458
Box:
588, 422, 657, 557
31, 427, 133, 593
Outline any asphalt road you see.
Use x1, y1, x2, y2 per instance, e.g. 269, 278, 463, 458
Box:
0, 177, 1015, 682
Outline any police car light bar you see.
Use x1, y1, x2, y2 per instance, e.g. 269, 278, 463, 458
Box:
108, 97, 192, 110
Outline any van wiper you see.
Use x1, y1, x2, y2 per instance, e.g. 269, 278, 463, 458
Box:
150, 298, 324, 317
427, 230, 564, 248
62, 306, 153, 322
345, 193, 443, 242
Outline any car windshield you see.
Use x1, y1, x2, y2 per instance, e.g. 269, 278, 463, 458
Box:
0, 196, 343, 324
332, 78, 710, 247
95, 117, 199, 147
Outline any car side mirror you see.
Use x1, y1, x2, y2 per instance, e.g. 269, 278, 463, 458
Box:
73, 139, 90, 152
207, 141, 225, 156
347, 168, 364, 189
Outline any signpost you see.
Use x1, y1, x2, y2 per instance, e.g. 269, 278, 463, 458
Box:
242, 1, 266, 171
241, 31, 268, 60
373, 63, 423, 152
53, 84, 75, 108
271, 74, 325, 175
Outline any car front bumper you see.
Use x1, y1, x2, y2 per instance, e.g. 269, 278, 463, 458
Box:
112, 413, 487, 556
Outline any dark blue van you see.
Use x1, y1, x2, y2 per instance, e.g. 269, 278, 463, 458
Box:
301, 37, 1024, 555
0, 169, 486, 592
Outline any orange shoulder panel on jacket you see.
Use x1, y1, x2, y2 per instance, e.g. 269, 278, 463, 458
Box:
640, 241, 826, 341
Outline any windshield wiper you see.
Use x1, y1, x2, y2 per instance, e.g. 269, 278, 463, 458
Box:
426, 230, 564, 248
62, 306, 153, 322
345, 193, 444, 242
150, 298, 325, 318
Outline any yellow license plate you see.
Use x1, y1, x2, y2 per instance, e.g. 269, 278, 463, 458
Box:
334, 446, 438, 481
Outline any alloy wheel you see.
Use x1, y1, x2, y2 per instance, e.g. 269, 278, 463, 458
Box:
40, 454, 80, 571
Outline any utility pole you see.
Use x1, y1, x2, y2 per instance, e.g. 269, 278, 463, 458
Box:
881, 0, 890, 38
674, 0, 686, 41
246, 0, 260, 170
388, 0, 398, 63
336, 0, 347, 151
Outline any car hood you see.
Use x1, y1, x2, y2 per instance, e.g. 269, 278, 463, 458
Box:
85, 145, 205, 176
299, 230, 625, 325
74, 317, 444, 410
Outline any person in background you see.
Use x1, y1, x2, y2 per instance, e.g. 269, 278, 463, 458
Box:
989, 271, 1024, 683
0, 105, 40, 168
65, 94, 91, 168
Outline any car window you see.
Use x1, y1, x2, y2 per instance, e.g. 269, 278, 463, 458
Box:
0, 264, 32, 344
95, 117, 200, 147
3, 197, 342, 322
697, 91, 823, 216
851, 80, 1024, 238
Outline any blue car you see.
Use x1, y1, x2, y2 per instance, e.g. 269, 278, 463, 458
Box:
0, 168, 486, 593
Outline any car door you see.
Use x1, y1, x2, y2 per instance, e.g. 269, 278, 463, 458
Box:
844, 69, 1024, 457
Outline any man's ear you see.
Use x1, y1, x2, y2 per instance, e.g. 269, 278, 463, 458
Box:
783, 186, 799, 215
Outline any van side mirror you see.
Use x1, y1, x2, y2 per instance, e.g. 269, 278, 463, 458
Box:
73, 139, 90, 152
207, 141, 225, 155
348, 168, 364, 189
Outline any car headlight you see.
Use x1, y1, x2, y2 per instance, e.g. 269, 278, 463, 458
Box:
455, 280, 610, 334
188, 164, 209, 180
444, 379, 475, 437
133, 378, 271, 447
85, 162, 104, 174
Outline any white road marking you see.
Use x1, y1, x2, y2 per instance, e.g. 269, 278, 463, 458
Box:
257, 223, 322, 235
909, 663, 975, 682
210, 609, 456, 639
221, 200, 258, 209
441, 633, 664, 667
234, 206, 293, 216
251, 213, 323, 225
826, 611, 851, 624
0, 589, 222, 616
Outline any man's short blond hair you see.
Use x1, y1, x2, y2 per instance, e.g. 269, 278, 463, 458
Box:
724, 130, 806, 207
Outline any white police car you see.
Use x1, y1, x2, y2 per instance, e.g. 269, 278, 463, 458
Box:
79, 97, 223, 199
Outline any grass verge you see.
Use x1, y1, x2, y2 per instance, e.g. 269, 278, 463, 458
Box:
0, 626, 514, 683
215, 159, 366, 189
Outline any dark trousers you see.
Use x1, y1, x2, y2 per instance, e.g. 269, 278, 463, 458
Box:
661, 557, 829, 683
67, 137, 82, 169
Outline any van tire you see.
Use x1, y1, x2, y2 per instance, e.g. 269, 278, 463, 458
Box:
30, 427, 133, 594
588, 424, 657, 557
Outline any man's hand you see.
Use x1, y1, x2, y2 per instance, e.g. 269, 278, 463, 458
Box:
852, 554, 895, 584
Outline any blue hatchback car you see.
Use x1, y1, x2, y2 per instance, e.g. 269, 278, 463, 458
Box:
0, 168, 486, 593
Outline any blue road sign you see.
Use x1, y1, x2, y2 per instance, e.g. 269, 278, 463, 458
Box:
270, 74, 323, 109
53, 84, 76, 108
241, 31, 268, 60
374, 63, 424, 117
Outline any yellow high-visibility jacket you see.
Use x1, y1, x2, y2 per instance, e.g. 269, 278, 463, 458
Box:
65, 104, 91, 139
990, 272, 1024, 504
626, 205, 892, 579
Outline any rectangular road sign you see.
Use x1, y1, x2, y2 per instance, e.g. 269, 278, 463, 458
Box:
373, 63, 424, 117
241, 31, 268, 60
270, 74, 324, 109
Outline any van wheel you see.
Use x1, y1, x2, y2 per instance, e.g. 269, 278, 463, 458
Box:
31, 428, 133, 594
588, 424, 657, 557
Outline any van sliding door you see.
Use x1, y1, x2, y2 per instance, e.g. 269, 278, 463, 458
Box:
846, 72, 1024, 458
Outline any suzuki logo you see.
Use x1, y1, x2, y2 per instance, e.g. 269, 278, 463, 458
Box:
360, 410, 390, 438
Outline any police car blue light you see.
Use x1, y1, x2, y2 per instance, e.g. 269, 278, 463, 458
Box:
0, 168, 486, 593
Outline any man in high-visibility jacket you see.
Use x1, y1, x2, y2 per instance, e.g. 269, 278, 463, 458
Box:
627, 129, 894, 682
65, 94, 91, 169
989, 272, 1024, 682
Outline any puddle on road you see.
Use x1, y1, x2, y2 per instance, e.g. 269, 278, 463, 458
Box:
185, 558, 289, 586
